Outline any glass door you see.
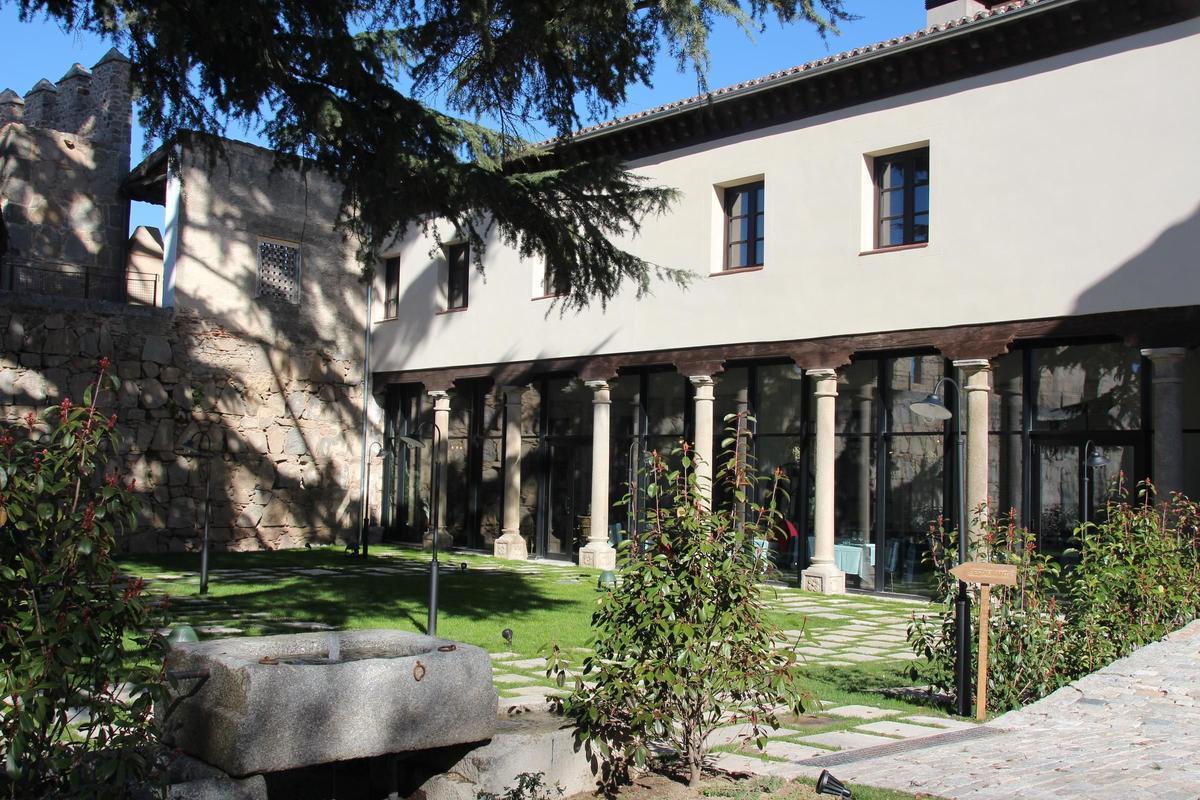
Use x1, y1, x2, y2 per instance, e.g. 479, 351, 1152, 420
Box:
541, 440, 590, 560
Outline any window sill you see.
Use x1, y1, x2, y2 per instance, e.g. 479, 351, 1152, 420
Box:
436, 307, 469, 315
859, 242, 929, 256
531, 293, 567, 301
710, 265, 765, 277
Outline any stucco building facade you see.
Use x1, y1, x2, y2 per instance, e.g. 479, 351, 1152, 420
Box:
369, 0, 1200, 595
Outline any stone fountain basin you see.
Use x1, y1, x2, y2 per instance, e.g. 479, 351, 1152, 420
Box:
161, 629, 498, 777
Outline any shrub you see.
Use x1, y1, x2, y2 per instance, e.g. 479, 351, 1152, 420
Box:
908, 514, 1070, 712
1068, 483, 1200, 675
909, 484, 1200, 713
550, 418, 811, 788
0, 361, 167, 799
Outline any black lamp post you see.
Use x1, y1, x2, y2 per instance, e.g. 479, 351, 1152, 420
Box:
400, 422, 443, 637
1081, 439, 1110, 527
358, 441, 384, 558
910, 377, 972, 717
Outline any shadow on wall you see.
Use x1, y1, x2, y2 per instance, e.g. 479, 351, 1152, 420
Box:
1070, 202, 1200, 323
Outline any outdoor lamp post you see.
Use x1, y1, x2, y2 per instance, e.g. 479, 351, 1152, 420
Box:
910, 377, 972, 717
358, 441, 385, 558
400, 421, 443, 637
1081, 440, 1111, 527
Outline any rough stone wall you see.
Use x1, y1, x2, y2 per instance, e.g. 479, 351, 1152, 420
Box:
0, 291, 374, 552
0, 52, 132, 287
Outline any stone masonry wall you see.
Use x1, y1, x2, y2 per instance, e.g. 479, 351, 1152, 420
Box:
0, 293, 371, 552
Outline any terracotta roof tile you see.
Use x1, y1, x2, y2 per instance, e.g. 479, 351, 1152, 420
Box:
552, 0, 1046, 145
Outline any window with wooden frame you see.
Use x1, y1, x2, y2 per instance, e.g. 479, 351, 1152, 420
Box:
723, 181, 765, 270
383, 256, 400, 318
446, 242, 469, 310
875, 148, 929, 248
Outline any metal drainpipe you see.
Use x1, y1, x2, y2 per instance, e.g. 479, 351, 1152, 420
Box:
356, 281, 374, 557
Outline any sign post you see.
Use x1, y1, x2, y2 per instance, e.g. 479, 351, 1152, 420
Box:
949, 561, 1018, 721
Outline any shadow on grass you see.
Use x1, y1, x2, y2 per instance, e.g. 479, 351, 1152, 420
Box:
120, 547, 580, 636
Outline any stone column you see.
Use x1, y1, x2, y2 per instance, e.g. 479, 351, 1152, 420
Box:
493, 385, 528, 560
426, 390, 453, 550
690, 375, 715, 506
955, 360, 992, 545
1141, 348, 1187, 500
801, 369, 845, 594
579, 380, 617, 570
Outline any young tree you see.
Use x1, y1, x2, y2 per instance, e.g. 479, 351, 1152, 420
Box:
9, 0, 852, 307
550, 421, 810, 788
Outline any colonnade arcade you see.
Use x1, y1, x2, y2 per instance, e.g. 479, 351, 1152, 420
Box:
378, 339, 1191, 597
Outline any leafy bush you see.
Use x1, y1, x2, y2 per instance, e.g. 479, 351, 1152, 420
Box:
908, 514, 1070, 711
0, 360, 167, 798
550, 419, 811, 788
1068, 484, 1200, 675
477, 771, 563, 800
910, 483, 1200, 713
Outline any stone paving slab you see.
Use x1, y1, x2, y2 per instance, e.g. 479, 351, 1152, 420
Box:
830, 620, 1200, 799
797, 730, 895, 751
856, 720, 943, 739
903, 715, 978, 731
823, 705, 903, 720
762, 741, 830, 761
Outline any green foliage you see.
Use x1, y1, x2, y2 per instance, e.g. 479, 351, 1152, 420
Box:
908, 515, 1069, 712
10, 0, 852, 308
477, 771, 563, 800
1068, 485, 1200, 675
0, 360, 167, 799
701, 775, 784, 799
549, 417, 811, 788
909, 485, 1200, 713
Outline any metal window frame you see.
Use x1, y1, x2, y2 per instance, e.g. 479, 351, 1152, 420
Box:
874, 148, 930, 249
722, 181, 765, 270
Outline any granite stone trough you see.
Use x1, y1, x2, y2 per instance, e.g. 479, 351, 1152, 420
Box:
162, 629, 497, 778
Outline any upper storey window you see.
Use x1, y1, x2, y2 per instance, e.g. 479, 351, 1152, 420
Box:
724, 181, 764, 270
383, 256, 400, 318
875, 148, 929, 248
446, 242, 469, 310
256, 238, 301, 304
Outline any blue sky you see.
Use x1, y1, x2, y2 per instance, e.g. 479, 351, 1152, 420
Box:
0, 2, 925, 231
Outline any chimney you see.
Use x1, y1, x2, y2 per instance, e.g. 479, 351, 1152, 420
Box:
22, 79, 58, 130
926, 1, 998, 28
55, 62, 93, 136
0, 89, 23, 126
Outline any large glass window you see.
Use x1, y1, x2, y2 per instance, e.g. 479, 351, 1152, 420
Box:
875, 149, 929, 248
724, 182, 764, 269
383, 256, 400, 319
1033, 344, 1141, 431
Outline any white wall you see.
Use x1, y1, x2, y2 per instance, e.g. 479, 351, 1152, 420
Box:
373, 18, 1200, 374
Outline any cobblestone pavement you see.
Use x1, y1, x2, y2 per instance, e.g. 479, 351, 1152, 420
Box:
816, 620, 1200, 799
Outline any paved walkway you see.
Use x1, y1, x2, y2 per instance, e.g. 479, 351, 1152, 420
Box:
817, 620, 1200, 799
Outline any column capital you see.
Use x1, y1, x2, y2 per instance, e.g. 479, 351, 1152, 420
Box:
952, 358, 992, 371
501, 384, 526, 403
583, 379, 610, 391
1140, 347, 1188, 361
427, 389, 450, 402
806, 367, 838, 380
688, 374, 715, 388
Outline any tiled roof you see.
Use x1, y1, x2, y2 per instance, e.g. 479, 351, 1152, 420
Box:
558, 0, 1055, 144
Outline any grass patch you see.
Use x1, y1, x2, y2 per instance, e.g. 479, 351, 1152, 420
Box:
119, 545, 944, 715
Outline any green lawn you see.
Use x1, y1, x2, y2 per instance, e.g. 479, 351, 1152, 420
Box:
119, 544, 946, 718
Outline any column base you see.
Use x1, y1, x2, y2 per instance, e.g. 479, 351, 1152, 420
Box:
492, 531, 528, 561
578, 541, 617, 571
422, 530, 455, 551
800, 562, 846, 595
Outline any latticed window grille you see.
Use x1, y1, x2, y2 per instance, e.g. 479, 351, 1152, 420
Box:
256, 239, 302, 303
